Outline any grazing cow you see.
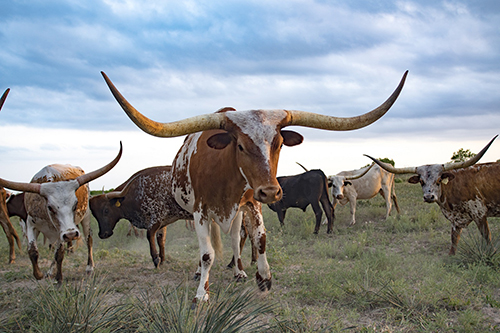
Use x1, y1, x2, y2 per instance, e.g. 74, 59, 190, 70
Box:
267, 168, 334, 234
0, 88, 22, 264
365, 136, 498, 255
0, 143, 123, 282
90, 166, 193, 268
328, 162, 400, 226
101, 70, 407, 303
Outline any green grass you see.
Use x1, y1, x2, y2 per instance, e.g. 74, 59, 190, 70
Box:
1, 178, 500, 332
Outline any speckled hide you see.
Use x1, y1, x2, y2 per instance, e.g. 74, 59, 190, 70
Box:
409, 162, 500, 255
329, 163, 400, 226
25, 164, 89, 231
90, 166, 193, 268
1, 187, 21, 263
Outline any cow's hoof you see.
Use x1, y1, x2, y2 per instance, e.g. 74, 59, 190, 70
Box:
234, 273, 247, 282
256, 272, 272, 291
153, 257, 160, 268
313, 230, 319, 235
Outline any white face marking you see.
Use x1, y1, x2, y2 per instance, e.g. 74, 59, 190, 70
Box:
226, 110, 287, 173
39, 179, 81, 241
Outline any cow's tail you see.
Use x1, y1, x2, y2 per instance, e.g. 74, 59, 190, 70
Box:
210, 221, 223, 259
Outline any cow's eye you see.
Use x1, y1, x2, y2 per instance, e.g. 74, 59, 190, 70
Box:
238, 144, 244, 151
48, 206, 55, 214
72, 203, 77, 212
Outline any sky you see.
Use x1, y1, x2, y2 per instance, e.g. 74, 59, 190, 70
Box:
1, 0, 499, 191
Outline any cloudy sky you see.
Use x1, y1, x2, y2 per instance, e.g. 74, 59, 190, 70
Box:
1, 0, 499, 190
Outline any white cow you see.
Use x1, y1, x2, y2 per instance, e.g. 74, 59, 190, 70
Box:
0, 143, 122, 282
328, 162, 400, 225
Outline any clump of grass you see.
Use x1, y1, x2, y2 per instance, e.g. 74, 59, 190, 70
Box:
3, 274, 134, 332
137, 281, 276, 333
453, 230, 500, 268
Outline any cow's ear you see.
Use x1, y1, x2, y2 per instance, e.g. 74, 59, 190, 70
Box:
281, 130, 303, 147
408, 175, 420, 184
207, 132, 233, 149
441, 172, 455, 184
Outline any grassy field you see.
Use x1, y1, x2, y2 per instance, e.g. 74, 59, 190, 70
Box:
1, 176, 500, 332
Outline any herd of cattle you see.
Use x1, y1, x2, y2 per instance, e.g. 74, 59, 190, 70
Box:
1, 70, 499, 304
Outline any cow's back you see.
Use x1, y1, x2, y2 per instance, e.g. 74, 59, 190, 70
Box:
441, 162, 500, 218
340, 164, 393, 200
25, 164, 89, 222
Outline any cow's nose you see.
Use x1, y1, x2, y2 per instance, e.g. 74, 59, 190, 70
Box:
255, 185, 282, 204
99, 231, 113, 239
63, 230, 80, 242
336, 194, 344, 200
423, 194, 436, 203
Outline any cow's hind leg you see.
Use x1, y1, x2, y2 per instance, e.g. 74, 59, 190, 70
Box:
380, 186, 393, 219
156, 225, 167, 265
311, 202, 323, 234
229, 211, 247, 281
227, 218, 249, 269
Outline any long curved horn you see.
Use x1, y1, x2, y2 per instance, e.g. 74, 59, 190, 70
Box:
364, 155, 417, 174
0, 88, 10, 111
344, 163, 374, 180
76, 141, 123, 186
105, 190, 124, 200
0, 178, 41, 194
102, 71, 407, 137
296, 162, 309, 172
286, 71, 408, 130
101, 72, 226, 137
443, 135, 498, 171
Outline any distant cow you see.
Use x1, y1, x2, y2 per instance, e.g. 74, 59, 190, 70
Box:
0, 144, 122, 282
328, 163, 400, 226
366, 136, 498, 255
90, 166, 193, 268
267, 168, 334, 234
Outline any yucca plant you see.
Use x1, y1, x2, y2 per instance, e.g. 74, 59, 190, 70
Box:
453, 230, 500, 268
137, 281, 276, 333
11, 274, 135, 333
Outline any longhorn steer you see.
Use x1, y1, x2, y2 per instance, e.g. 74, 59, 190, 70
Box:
268, 168, 334, 234
328, 163, 400, 226
90, 166, 193, 267
366, 136, 498, 255
101, 70, 407, 303
0, 143, 123, 282
0, 88, 22, 264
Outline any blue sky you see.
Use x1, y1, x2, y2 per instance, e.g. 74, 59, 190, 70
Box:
1, 0, 499, 190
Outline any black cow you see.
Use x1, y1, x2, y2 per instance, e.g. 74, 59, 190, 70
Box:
268, 169, 334, 234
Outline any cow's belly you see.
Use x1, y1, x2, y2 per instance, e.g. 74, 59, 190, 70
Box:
441, 198, 489, 228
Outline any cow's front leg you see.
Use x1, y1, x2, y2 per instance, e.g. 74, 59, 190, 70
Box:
81, 211, 94, 275
193, 217, 214, 304
450, 225, 463, 255
54, 243, 65, 283
246, 202, 271, 292
230, 211, 247, 281
157, 225, 167, 265
26, 217, 43, 280
147, 223, 161, 268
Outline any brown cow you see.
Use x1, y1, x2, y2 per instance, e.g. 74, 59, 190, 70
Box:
365, 136, 498, 255
101, 70, 407, 303
90, 166, 193, 267
0, 88, 22, 264
0, 143, 123, 282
